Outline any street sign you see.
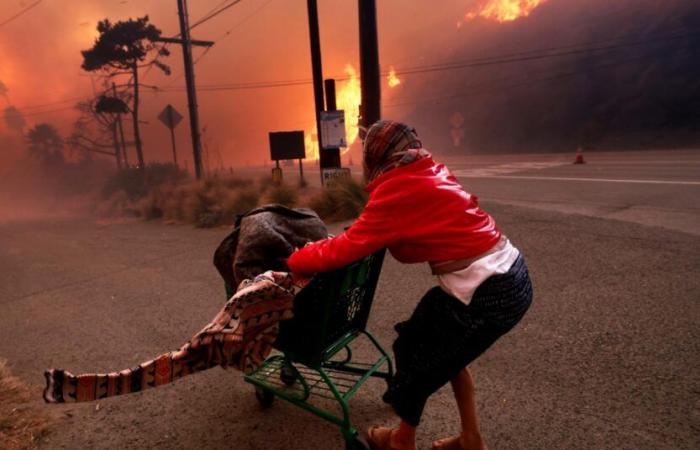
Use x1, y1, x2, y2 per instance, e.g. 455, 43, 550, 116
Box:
269, 131, 306, 160
158, 104, 183, 130
159, 104, 184, 166
320, 110, 347, 149
322, 167, 351, 187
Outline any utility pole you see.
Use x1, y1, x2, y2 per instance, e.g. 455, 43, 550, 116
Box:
117, 116, 128, 167
155, 0, 214, 180
358, 0, 381, 129
323, 78, 341, 168
111, 121, 123, 170
112, 82, 128, 167
306, 0, 326, 184
177, 0, 205, 180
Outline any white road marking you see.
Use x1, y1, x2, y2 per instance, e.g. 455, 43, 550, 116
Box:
462, 175, 700, 186
451, 162, 568, 177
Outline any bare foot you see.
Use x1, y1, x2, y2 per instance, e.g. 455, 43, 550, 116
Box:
432, 434, 487, 450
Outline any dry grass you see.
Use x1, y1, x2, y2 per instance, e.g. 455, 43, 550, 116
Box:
96, 176, 263, 228
263, 182, 299, 208
94, 190, 139, 218
96, 172, 367, 226
0, 360, 55, 450
309, 176, 367, 222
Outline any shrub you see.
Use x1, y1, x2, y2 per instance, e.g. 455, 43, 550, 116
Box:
136, 188, 166, 220
221, 185, 260, 218
95, 190, 139, 218
101, 163, 188, 201
97, 171, 261, 227
309, 176, 367, 222
265, 183, 299, 208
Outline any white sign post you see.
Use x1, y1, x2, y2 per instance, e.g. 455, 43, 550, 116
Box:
320, 110, 347, 149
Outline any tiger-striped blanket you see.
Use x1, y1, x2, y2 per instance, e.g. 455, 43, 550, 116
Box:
43, 271, 296, 403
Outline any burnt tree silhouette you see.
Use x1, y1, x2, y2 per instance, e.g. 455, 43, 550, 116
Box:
0, 80, 8, 103
81, 16, 170, 170
26, 123, 64, 166
68, 95, 128, 168
3, 106, 26, 133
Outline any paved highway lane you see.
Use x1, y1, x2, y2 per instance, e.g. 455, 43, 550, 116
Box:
451, 150, 700, 236
0, 150, 698, 449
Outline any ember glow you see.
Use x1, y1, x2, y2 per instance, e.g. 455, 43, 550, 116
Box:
387, 66, 401, 88
465, 0, 549, 22
336, 64, 361, 149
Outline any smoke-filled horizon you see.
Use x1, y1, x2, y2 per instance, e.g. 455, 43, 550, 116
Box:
1, 0, 698, 172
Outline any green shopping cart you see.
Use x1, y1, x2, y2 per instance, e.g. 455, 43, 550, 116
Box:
226, 250, 392, 449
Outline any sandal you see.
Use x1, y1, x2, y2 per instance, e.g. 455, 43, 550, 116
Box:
366, 426, 418, 450
366, 426, 393, 450
432, 435, 462, 450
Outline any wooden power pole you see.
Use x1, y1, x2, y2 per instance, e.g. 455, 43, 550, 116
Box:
112, 82, 128, 167
155, 0, 214, 180
323, 78, 341, 168
306, 0, 327, 184
358, 0, 381, 129
177, 0, 207, 180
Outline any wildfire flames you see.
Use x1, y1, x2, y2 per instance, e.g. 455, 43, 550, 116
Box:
336, 64, 361, 148
304, 63, 401, 161
465, 0, 548, 22
387, 66, 401, 88
304, 64, 362, 160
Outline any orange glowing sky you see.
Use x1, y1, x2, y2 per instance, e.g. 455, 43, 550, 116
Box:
0, 0, 550, 168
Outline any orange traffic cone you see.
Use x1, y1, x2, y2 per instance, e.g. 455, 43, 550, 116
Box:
574, 147, 586, 164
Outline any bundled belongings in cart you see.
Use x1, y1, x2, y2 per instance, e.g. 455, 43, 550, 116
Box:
213, 205, 328, 288
43, 270, 298, 402
43, 205, 325, 401
43, 204, 392, 450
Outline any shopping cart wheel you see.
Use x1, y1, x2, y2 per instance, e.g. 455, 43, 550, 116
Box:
254, 386, 274, 409
346, 432, 370, 450
280, 364, 297, 386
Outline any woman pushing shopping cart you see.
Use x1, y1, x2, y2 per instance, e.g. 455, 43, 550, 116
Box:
288, 120, 533, 450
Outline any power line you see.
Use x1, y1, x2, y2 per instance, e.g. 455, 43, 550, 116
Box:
17, 104, 81, 117
0, 0, 42, 27
384, 49, 699, 110
16, 29, 698, 114
163, 0, 274, 87
13, 1, 242, 116
135, 48, 697, 136
148, 30, 700, 93
188, 0, 244, 32
9, 95, 90, 111
200, 0, 234, 20
142, 0, 242, 84
218, 0, 274, 40
392, 31, 700, 77
20, 47, 693, 120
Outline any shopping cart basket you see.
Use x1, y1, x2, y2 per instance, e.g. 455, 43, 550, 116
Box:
226, 250, 392, 449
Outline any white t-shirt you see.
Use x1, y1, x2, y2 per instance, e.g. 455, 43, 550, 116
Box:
437, 238, 520, 305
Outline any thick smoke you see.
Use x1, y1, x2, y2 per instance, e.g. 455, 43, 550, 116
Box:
393, 0, 700, 153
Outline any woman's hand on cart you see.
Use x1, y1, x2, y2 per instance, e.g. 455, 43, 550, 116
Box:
291, 271, 313, 289
289, 246, 313, 289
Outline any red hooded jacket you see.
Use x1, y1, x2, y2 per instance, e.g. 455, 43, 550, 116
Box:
287, 156, 502, 274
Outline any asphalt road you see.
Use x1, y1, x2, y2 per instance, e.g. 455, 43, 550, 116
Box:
0, 150, 698, 449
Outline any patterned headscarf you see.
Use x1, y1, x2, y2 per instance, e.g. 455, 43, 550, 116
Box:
362, 120, 428, 183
